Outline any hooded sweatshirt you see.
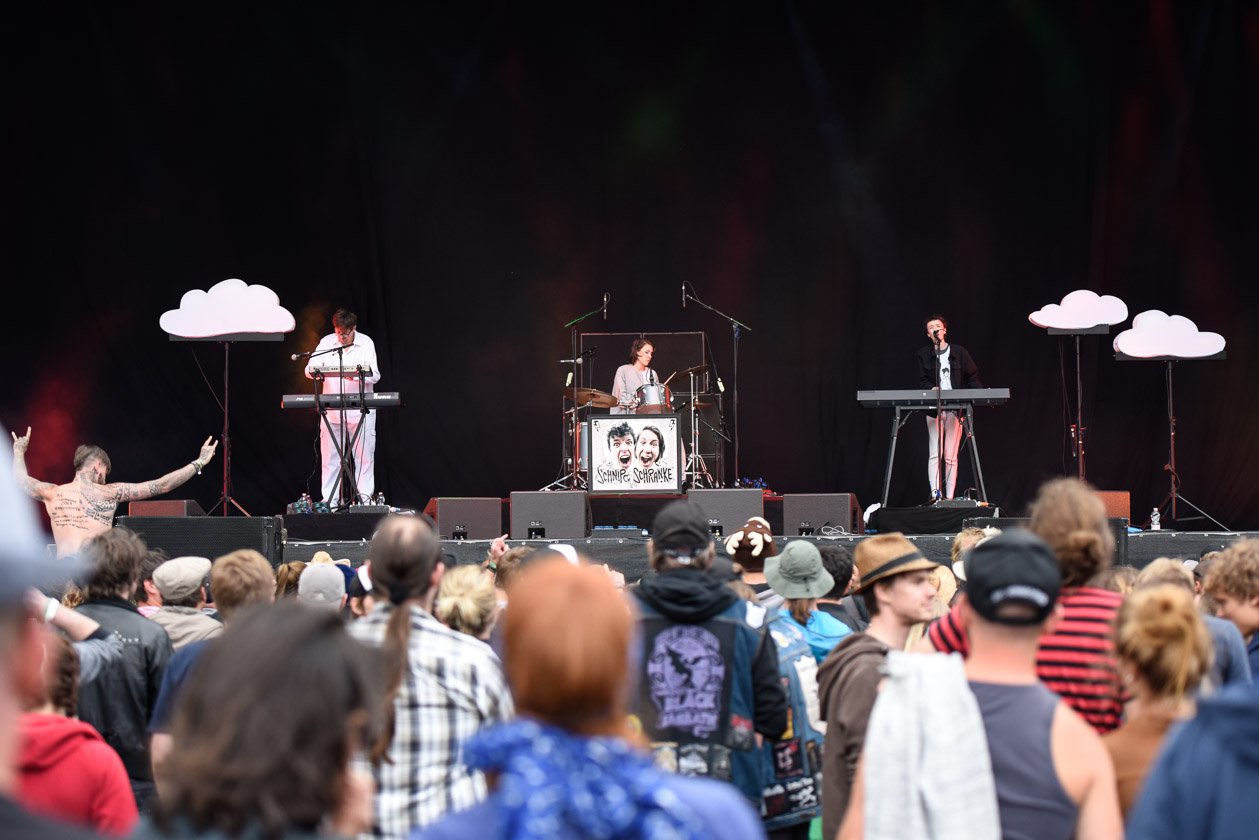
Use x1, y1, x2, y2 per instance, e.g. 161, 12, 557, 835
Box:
18, 712, 138, 836
816, 632, 891, 840
1126, 680, 1259, 839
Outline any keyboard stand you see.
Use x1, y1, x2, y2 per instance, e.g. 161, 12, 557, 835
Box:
880, 402, 988, 507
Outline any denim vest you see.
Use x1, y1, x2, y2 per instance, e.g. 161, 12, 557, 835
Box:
631, 597, 769, 805
760, 612, 826, 830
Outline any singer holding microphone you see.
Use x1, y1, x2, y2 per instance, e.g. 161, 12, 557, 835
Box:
916, 314, 982, 501
304, 308, 381, 505
611, 337, 658, 414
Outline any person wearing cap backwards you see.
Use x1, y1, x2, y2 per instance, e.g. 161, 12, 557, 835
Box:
147, 557, 222, 650
816, 532, 939, 839
936, 530, 1120, 839
629, 500, 788, 811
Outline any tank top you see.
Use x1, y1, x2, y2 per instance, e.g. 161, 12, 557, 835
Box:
969, 681, 1078, 840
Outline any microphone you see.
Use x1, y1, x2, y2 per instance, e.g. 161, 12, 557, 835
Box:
558, 358, 585, 365
603, 292, 609, 320
580, 346, 597, 357
931, 329, 941, 344
682, 281, 686, 309
291, 352, 309, 361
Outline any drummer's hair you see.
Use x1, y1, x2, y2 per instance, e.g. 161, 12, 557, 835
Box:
606, 422, 635, 447
639, 425, 665, 460
629, 337, 653, 362
332, 308, 358, 330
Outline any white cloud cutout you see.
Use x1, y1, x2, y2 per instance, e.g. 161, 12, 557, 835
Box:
1113, 310, 1226, 358
1029, 289, 1129, 329
160, 278, 295, 338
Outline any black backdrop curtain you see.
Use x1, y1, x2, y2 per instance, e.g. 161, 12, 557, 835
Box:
5, 2, 1258, 528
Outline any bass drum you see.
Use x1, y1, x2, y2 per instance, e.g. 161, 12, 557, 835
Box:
635, 383, 673, 414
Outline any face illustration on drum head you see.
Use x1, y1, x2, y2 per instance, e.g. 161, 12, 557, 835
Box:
636, 426, 663, 468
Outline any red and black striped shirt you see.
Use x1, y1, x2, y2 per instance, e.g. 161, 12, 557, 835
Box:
927, 586, 1125, 732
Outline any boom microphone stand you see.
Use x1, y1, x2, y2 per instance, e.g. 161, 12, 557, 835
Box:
683, 282, 751, 486
544, 294, 609, 490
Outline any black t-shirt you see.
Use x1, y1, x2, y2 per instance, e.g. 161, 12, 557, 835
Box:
0, 796, 100, 840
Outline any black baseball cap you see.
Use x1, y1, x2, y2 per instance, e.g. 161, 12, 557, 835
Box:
965, 529, 1061, 626
650, 500, 713, 558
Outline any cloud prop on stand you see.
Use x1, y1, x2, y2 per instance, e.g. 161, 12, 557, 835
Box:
1113, 310, 1226, 358
160, 278, 295, 338
1029, 289, 1129, 329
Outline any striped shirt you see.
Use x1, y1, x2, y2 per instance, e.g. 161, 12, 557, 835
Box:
927, 586, 1125, 732
350, 604, 514, 838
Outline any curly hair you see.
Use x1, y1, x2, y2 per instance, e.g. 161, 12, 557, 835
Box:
1028, 478, 1114, 587
1205, 538, 1259, 601
1114, 585, 1212, 701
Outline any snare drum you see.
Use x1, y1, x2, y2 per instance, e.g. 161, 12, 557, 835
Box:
635, 383, 673, 414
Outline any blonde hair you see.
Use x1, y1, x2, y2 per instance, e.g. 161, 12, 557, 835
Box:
1114, 585, 1212, 701
1091, 565, 1137, 595
1134, 558, 1195, 593
1029, 478, 1114, 587
433, 564, 498, 639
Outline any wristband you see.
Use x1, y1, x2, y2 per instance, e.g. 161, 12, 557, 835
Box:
191, 460, 203, 475
42, 597, 59, 623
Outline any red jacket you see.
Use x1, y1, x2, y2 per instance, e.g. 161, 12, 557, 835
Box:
18, 712, 138, 836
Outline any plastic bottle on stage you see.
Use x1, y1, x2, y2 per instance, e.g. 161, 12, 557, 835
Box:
1151, 508, 1161, 531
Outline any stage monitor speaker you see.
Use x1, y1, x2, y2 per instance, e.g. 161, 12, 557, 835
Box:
510, 491, 591, 540
127, 500, 206, 517
782, 493, 863, 536
685, 489, 764, 538
432, 497, 502, 541
1095, 491, 1131, 521
961, 516, 1129, 564
116, 515, 285, 566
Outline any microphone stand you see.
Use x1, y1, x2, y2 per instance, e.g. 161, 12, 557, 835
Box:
933, 335, 945, 502
303, 343, 362, 509
684, 284, 752, 486
549, 296, 607, 490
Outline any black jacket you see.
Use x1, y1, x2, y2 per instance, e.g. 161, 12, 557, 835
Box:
916, 342, 983, 390
75, 596, 173, 782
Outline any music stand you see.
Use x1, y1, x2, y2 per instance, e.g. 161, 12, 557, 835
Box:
170, 332, 283, 516
1115, 351, 1228, 530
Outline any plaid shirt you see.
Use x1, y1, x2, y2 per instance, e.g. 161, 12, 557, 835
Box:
350, 604, 513, 838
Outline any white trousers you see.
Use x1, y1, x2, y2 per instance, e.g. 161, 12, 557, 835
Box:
320, 412, 376, 505
925, 411, 963, 499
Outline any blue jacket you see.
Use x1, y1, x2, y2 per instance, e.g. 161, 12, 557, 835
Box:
760, 612, 826, 831
1127, 680, 1259, 838
631, 569, 788, 806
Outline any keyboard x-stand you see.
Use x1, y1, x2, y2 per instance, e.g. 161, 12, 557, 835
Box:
297, 343, 375, 510
857, 388, 1010, 506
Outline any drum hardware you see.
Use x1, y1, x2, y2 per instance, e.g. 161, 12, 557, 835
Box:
633, 382, 673, 414
543, 295, 609, 491
670, 366, 716, 488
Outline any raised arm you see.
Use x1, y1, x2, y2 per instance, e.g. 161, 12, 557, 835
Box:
106, 437, 218, 503
11, 427, 56, 501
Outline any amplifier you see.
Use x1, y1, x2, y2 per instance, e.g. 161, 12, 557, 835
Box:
961, 516, 1129, 564
685, 489, 764, 538
127, 500, 205, 517
116, 515, 285, 566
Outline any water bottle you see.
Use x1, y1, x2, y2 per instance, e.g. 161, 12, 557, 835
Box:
1150, 508, 1161, 531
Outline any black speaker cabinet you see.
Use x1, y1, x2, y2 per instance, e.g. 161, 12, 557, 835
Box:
509, 491, 591, 540
685, 489, 764, 538
432, 497, 502, 541
116, 515, 285, 566
961, 516, 1130, 565
782, 493, 864, 536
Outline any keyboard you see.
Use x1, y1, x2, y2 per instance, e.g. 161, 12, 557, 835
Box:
856, 388, 1010, 408
280, 392, 402, 410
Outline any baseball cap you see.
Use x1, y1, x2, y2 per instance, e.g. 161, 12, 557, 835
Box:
153, 556, 212, 602
650, 500, 713, 559
298, 562, 347, 608
965, 529, 1061, 626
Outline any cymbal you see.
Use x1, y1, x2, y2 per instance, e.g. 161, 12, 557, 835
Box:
564, 387, 617, 408
675, 397, 715, 410
671, 363, 709, 379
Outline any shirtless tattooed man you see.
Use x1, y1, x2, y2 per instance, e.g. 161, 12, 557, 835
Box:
11, 427, 218, 557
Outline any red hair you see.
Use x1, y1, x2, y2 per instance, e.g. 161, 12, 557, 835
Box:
504, 559, 633, 737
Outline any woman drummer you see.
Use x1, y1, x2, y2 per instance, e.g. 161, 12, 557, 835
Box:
611, 337, 659, 414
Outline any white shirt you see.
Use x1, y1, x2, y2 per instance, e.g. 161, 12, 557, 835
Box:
936, 345, 952, 391
305, 332, 381, 394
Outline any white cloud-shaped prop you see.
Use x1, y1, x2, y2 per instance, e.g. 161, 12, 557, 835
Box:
1113, 310, 1226, 358
1029, 289, 1129, 329
160, 278, 295, 338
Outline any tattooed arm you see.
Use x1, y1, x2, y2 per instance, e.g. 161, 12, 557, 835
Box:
11, 427, 56, 501
106, 437, 219, 503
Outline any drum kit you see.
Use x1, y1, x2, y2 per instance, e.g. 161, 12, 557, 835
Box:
552, 363, 719, 488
